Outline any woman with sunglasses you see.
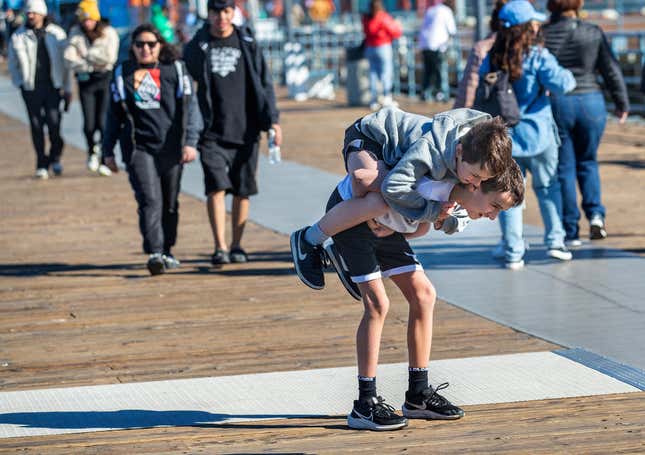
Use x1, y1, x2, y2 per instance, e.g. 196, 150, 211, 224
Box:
102, 24, 203, 276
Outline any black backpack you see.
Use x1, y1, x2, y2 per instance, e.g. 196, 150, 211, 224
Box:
473, 67, 521, 127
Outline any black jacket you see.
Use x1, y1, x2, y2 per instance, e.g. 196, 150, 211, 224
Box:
542, 16, 629, 112
102, 59, 203, 163
183, 25, 279, 137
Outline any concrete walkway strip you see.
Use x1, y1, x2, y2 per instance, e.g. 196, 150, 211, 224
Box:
0, 350, 641, 438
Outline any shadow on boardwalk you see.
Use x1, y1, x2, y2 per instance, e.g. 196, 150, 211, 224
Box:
0, 410, 347, 431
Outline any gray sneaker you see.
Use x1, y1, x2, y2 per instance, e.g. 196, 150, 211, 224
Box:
162, 254, 180, 269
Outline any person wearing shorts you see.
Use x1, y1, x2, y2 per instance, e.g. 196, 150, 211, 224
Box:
184, 0, 280, 265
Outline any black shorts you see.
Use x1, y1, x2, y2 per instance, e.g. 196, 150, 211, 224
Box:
342, 120, 384, 172
199, 138, 259, 197
326, 188, 422, 283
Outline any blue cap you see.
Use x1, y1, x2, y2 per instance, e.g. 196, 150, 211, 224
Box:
498, 0, 547, 28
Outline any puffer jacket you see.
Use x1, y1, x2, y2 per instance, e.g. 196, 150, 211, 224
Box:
453, 34, 495, 109
64, 23, 120, 75
8, 22, 71, 91
542, 16, 629, 112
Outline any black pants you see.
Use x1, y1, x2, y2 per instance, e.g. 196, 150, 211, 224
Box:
78, 72, 111, 156
127, 150, 183, 255
421, 49, 443, 98
21, 86, 64, 169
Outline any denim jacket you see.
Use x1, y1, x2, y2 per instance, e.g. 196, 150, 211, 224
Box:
481, 46, 575, 157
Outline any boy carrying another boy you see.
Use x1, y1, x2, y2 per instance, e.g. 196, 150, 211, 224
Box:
291, 107, 512, 291
288, 107, 524, 430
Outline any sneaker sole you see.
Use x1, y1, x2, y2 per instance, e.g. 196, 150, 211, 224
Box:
147, 261, 165, 276
547, 250, 573, 261
290, 231, 324, 290
347, 414, 408, 431
590, 225, 607, 240
504, 260, 525, 270
323, 243, 361, 301
401, 406, 464, 420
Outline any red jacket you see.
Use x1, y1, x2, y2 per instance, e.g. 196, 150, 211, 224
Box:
362, 11, 402, 47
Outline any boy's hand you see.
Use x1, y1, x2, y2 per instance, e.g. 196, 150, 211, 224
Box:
437, 202, 456, 220
367, 219, 394, 238
181, 145, 197, 163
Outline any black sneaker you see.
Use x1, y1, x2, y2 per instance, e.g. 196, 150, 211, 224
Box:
402, 383, 465, 420
290, 227, 325, 290
211, 249, 230, 265
347, 396, 408, 431
147, 253, 166, 276
323, 242, 361, 300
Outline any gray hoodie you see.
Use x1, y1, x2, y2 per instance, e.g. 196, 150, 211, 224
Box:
358, 107, 491, 223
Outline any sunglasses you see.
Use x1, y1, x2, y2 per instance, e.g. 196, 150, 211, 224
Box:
134, 40, 159, 49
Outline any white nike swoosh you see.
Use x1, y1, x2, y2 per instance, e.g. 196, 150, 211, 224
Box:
297, 234, 308, 261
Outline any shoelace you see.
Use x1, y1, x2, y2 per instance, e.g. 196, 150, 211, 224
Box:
422, 382, 451, 408
372, 396, 398, 417
319, 248, 331, 269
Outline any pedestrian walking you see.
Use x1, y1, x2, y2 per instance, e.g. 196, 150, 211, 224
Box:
481, 0, 576, 269
453, 0, 507, 108
361, 0, 402, 110
102, 24, 202, 275
7, 0, 70, 179
64, 0, 119, 176
542, 0, 630, 245
418, 0, 456, 102
183, 0, 281, 266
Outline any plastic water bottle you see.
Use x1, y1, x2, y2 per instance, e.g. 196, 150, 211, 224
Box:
268, 128, 281, 164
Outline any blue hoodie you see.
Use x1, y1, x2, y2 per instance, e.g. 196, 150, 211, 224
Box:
481, 46, 576, 157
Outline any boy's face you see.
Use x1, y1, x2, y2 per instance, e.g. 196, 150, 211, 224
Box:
455, 144, 494, 190
459, 186, 515, 220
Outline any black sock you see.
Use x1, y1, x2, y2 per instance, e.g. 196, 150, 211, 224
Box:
408, 367, 428, 396
358, 376, 377, 403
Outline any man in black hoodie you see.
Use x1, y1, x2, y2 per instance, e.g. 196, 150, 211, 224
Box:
184, 0, 281, 265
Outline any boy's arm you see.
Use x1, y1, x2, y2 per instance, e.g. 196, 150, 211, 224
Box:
404, 222, 431, 239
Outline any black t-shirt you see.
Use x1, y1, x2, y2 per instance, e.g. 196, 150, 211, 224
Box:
206, 31, 257, 145
125, 63, 179, 155
33, 27, 53, 91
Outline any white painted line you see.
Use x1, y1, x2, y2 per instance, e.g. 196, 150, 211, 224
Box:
0, 351, 638, 438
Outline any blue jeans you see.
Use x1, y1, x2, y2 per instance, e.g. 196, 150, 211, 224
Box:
498, 146, 566, 262
551, 91, 607, 240
364, 44, 393, 103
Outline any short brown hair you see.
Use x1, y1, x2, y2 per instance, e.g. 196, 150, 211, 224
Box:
459, 116, 512, 177
480, 159, 524, 207
547, 0, 583, 14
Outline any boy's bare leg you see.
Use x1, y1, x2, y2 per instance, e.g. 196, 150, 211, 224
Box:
356, 278, 390, 377
390, 271, 436, 367
346, 150, 387, 197
319, 192, 389, 236
207, 190, 227, 251
231, 196, 249, 250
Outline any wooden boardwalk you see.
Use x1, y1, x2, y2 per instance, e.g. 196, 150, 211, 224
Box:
1, 95, 644, 453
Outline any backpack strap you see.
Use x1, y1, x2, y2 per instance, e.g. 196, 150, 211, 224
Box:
174, 60, 192, 98
113, 64, 126, 101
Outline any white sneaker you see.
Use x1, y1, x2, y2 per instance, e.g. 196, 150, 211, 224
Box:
589, 214, 607, 240
97, 164, 112, 176
380, 95, 398, 108
87, 154, 100, 172
547, 246, 573, 261
565, 238, 583, 248
504, 259, 524, 270
369, 102, 381, 111
34, 168, 49, 179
